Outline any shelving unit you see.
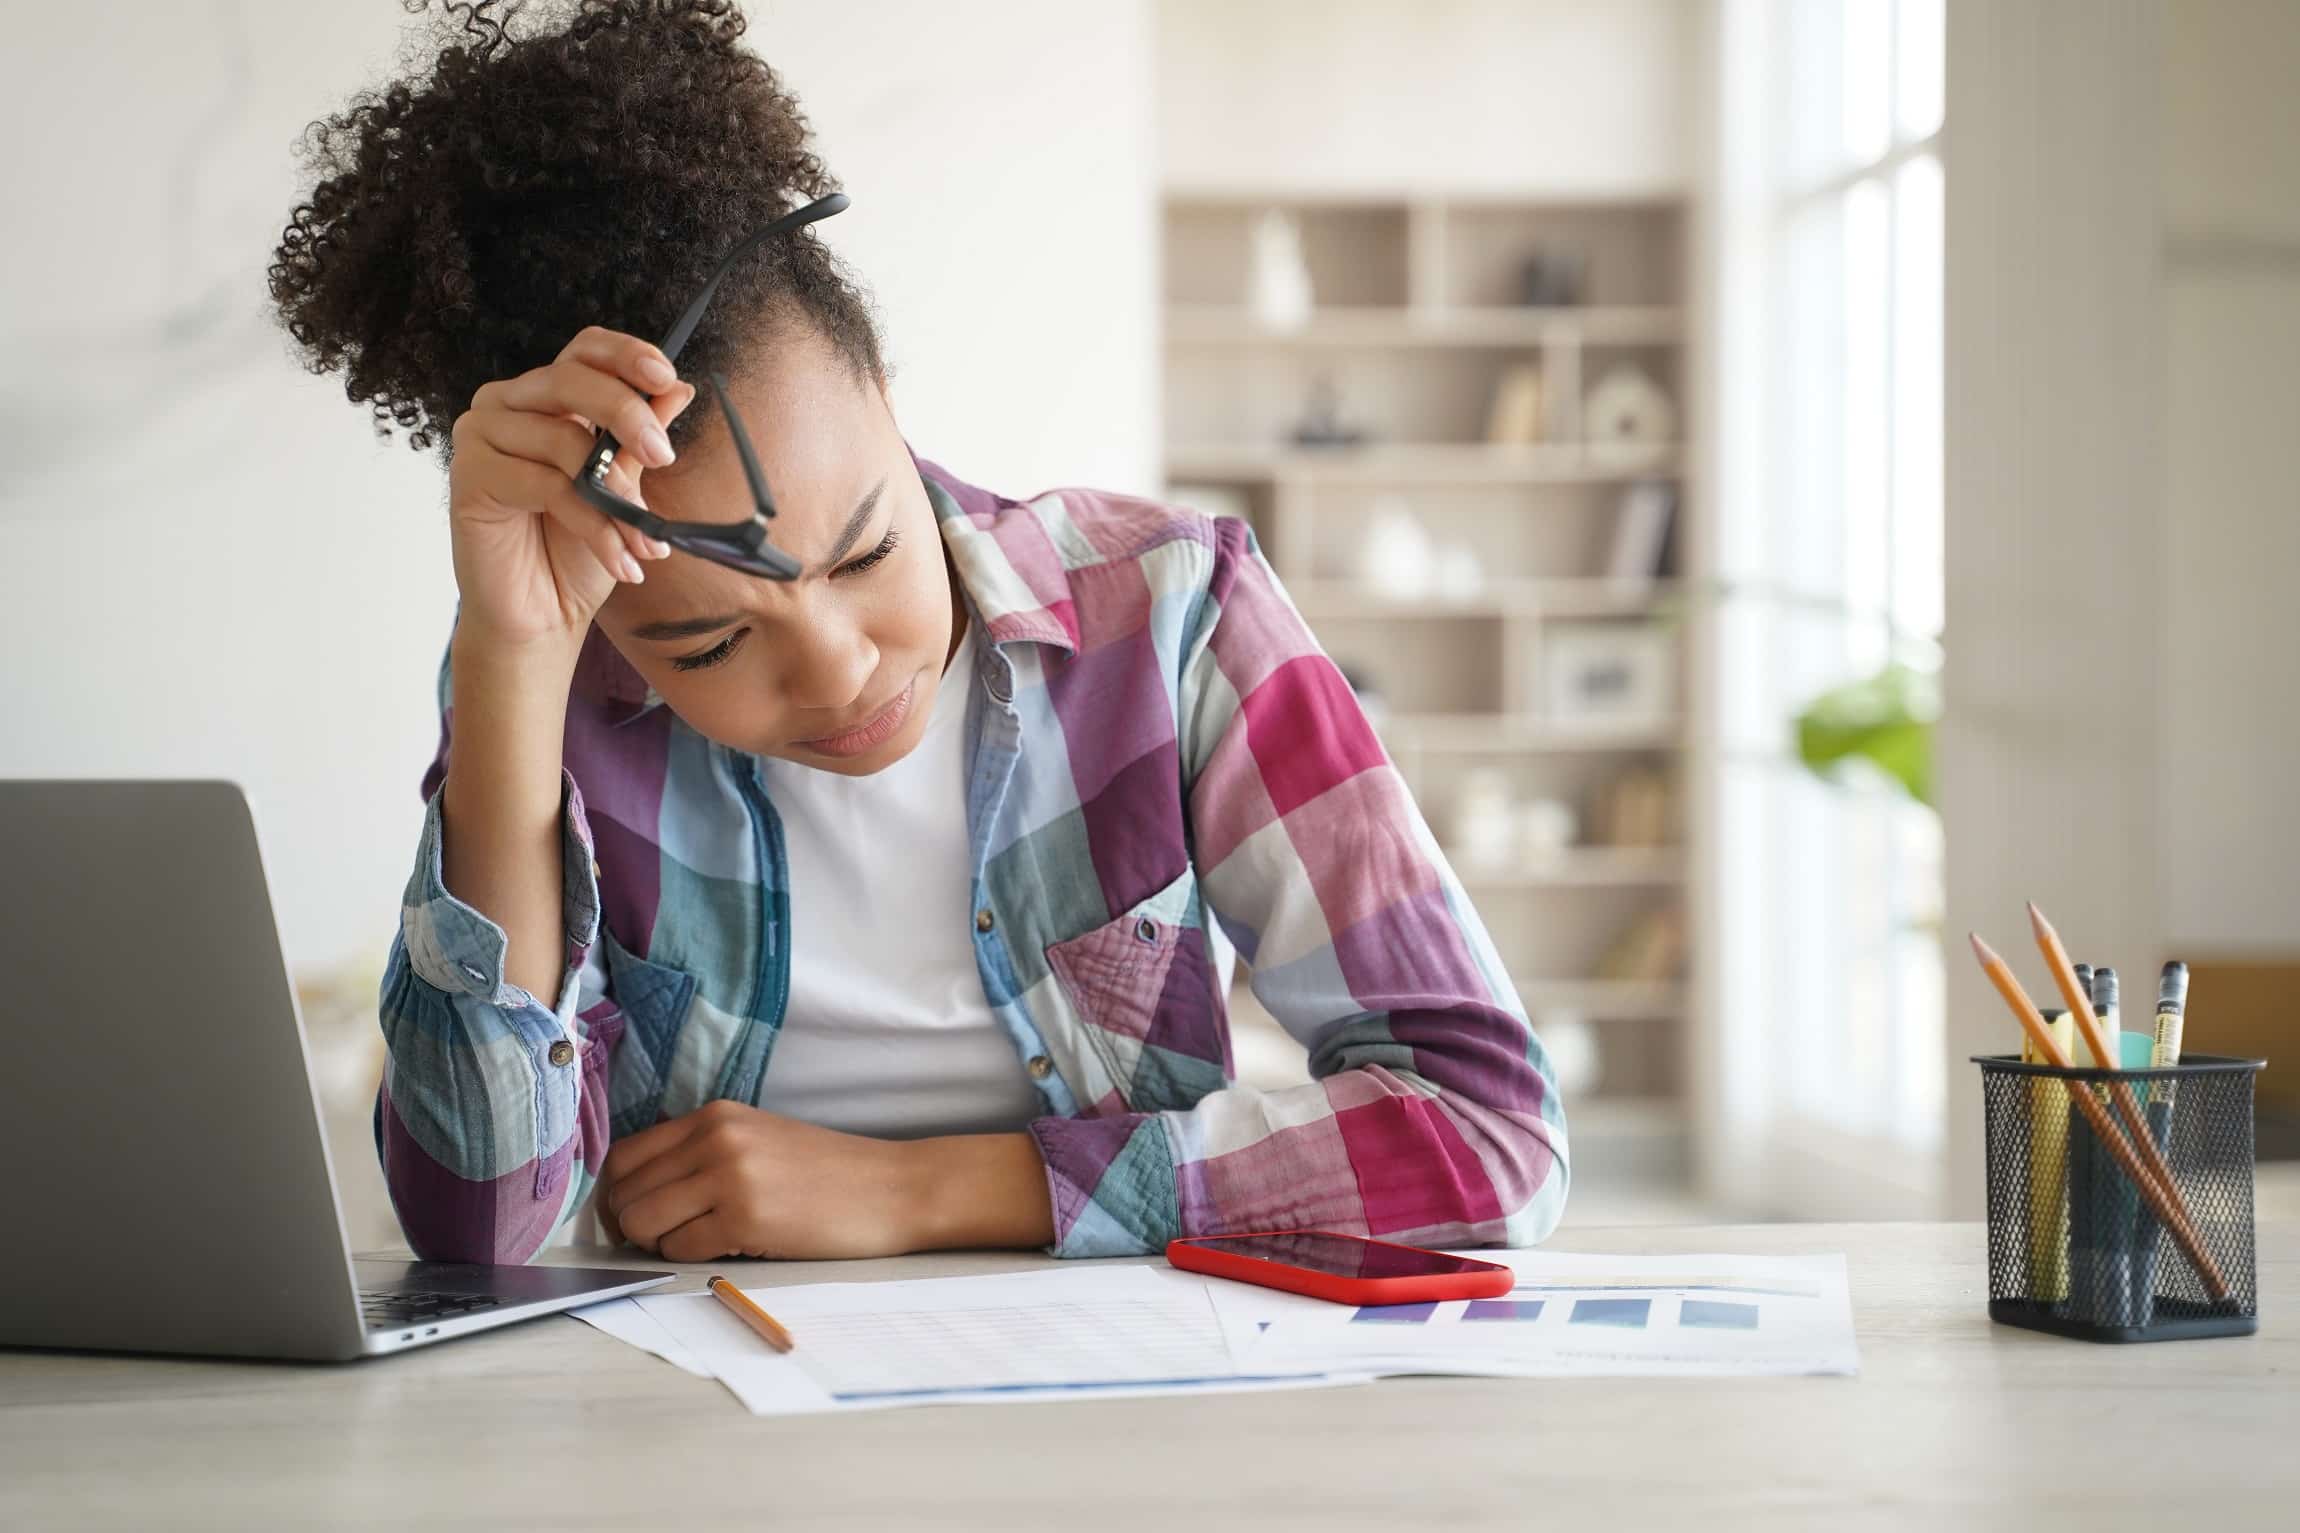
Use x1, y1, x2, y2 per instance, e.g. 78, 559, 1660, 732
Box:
1163, 190, 1697, 1193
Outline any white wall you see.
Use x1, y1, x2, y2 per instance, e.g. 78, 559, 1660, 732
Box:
1941, 0, 2300, 1210
2160, 0, 2300, 952
1940, 0, 2171, 1212
0, 0, 1155, 974
1157, 0, 1692, 195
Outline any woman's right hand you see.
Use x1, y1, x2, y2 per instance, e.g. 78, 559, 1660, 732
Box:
445, 325, 700, 653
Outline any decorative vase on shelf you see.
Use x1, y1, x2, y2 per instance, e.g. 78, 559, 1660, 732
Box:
1450, 769, 1519, 872
1517, 798, 1579, 863
1538, 1010, 1601, 1097
1249, 209, 1314, 333
1356, 496, 1434, 600
1584, 363, 1676, 470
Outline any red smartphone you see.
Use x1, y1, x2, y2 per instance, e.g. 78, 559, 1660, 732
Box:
1165, 1230, 1515, 1306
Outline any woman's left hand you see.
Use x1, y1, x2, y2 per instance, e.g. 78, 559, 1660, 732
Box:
596, 1100, 929, 1261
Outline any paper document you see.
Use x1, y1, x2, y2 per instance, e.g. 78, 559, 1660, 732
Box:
1238, 1250, 1859, 1378
576, 1264, 1368, 1415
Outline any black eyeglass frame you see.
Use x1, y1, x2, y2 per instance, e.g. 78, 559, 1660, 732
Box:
571, 192, 852, 581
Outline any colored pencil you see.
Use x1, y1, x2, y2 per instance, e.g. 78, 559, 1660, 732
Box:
1967, 932, 2231, 1304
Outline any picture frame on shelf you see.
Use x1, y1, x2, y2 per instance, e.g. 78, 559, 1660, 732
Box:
1537, 621, 1677, 728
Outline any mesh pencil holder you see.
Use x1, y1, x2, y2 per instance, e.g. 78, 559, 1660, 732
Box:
1973, 1053, 2264, 1343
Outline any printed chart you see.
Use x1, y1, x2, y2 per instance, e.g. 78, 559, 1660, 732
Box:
1250, 1251, 1859, 1378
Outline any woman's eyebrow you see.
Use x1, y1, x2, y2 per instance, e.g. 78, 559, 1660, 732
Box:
632, 612, 746, 642
809, 476, 889, 575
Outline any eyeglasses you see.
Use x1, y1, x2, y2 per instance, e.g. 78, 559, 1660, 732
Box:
572, 192, 851, 581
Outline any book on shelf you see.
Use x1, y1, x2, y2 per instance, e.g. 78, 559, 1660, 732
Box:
1595, 904, 1687, 984
1593, 767, 1674, 847
1604, 478, 1677, 591
1483, 362, 1545, 446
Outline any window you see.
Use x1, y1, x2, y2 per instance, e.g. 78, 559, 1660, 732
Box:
1710, 0, 1945, 1206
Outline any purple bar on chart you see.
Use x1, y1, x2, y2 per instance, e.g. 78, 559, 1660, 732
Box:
1351, 1302, 1438, 1324
1679, 1299, 1759, 1330
1462, 1300, 1547, 1322
1568, 1298, 1651, 1329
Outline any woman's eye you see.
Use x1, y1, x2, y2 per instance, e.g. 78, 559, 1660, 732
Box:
833, 528, 901, 579
671, 630, 746, 672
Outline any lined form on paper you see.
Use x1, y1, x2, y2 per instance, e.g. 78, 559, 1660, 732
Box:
579, 1263, 1366, 1415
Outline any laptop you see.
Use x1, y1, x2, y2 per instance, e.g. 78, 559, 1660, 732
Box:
0, 779, 671, 1361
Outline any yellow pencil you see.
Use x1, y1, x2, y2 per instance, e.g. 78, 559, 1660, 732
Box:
2022, 1006, 2076, 1302
708, 1275, 796, 1353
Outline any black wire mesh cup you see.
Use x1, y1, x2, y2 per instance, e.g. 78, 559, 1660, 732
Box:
1974, 1053, 2264, 1342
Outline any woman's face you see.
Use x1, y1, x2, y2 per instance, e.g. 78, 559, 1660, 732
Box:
593, 325, 960, 775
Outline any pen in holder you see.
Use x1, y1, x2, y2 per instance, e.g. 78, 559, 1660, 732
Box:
1974, 1052, 2264, 1343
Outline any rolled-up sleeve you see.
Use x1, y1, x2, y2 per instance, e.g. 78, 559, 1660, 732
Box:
375, 728, 621, 1262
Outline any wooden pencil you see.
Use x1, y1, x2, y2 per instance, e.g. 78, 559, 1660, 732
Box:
1968, 932, 2231, 1304
2025, 904, 2193, 1215
708, 1275, 796, 1353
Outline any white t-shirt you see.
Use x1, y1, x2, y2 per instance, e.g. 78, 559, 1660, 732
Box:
752, 625, 1044, 1139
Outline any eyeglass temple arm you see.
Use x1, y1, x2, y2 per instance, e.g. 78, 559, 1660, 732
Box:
705, 370, 780, 526
658, 193, 850, 362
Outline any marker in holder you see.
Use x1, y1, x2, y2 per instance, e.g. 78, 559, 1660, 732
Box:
1973, 1052, 2263, 1343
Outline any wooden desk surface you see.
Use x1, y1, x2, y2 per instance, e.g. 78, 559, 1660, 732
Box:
3, 1221, 2293, 1531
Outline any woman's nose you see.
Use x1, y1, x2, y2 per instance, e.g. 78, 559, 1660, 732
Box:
778, 618, 879, 713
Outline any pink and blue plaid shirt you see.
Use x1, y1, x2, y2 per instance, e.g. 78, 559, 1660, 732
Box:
379, 456, 1569, 1261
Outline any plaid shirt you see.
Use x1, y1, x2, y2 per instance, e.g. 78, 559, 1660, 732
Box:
379, 456, 1568, 1261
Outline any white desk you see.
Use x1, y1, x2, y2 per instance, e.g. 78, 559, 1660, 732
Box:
2, 1222, 2293, 1530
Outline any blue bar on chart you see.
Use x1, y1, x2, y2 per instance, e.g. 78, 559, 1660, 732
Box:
1462, 1300, 1547, 1322
1351, 1302, 1438, 1324
1568, 1298, 1652, 1328
1679, 1299, 1760, 1330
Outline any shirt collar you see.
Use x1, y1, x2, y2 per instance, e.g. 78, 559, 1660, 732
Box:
575, 447, 1078, 728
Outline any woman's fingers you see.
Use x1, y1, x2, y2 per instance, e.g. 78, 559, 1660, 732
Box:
494, 351, 676, 471
475, 449, 645, 584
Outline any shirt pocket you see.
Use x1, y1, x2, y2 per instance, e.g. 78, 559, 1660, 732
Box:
1043, 866, 1230, 1114
595, 926, 701, 1140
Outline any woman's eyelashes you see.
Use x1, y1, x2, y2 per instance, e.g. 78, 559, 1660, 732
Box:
834, 526, 900, 578
667, 529, 904, 673
671, 629, 746, 672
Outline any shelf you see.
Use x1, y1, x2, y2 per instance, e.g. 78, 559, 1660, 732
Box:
1570, 1096, 1686, 1140
1448, 846, 1683, 889
1165, 442, 1679, 485
1513, 980, 1686, 1018
1166, 304, 1682, 349
1294, 577, 1680, 622
1377, 713, 1683, 753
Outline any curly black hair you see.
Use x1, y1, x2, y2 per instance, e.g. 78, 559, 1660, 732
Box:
267, 0, 887, 456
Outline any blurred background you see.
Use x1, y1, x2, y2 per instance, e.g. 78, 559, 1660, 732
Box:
2, 0, 2293, 1246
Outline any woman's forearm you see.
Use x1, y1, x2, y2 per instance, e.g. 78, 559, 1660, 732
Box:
438, 630, 583, 1005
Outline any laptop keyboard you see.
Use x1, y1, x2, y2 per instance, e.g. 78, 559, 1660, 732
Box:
359, 1288, 508, 1329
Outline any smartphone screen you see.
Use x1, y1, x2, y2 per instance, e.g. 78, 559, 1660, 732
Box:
1172, 1232, 1501, 1279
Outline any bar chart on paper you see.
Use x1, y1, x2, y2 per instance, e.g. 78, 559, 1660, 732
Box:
1265, 1251, 1858, 1377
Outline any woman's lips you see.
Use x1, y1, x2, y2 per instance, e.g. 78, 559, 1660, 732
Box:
793, 679, 915, 758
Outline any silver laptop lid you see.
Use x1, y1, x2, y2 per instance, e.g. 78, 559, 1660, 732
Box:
0, 780, 369, 1360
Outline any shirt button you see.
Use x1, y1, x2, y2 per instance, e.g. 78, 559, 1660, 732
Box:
547, 1040, 576, 1068
1027, 1055, 1053, 1080
975, 908, 996, 933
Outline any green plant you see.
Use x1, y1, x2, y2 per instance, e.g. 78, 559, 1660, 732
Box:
1795, 661, 1940, 807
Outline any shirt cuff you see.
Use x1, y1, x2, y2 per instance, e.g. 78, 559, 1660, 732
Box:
1028, 1113, 1182, 1258
398, 768, 603, 1011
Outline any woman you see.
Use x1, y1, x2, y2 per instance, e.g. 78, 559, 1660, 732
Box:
267, 0, 1566, 1265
